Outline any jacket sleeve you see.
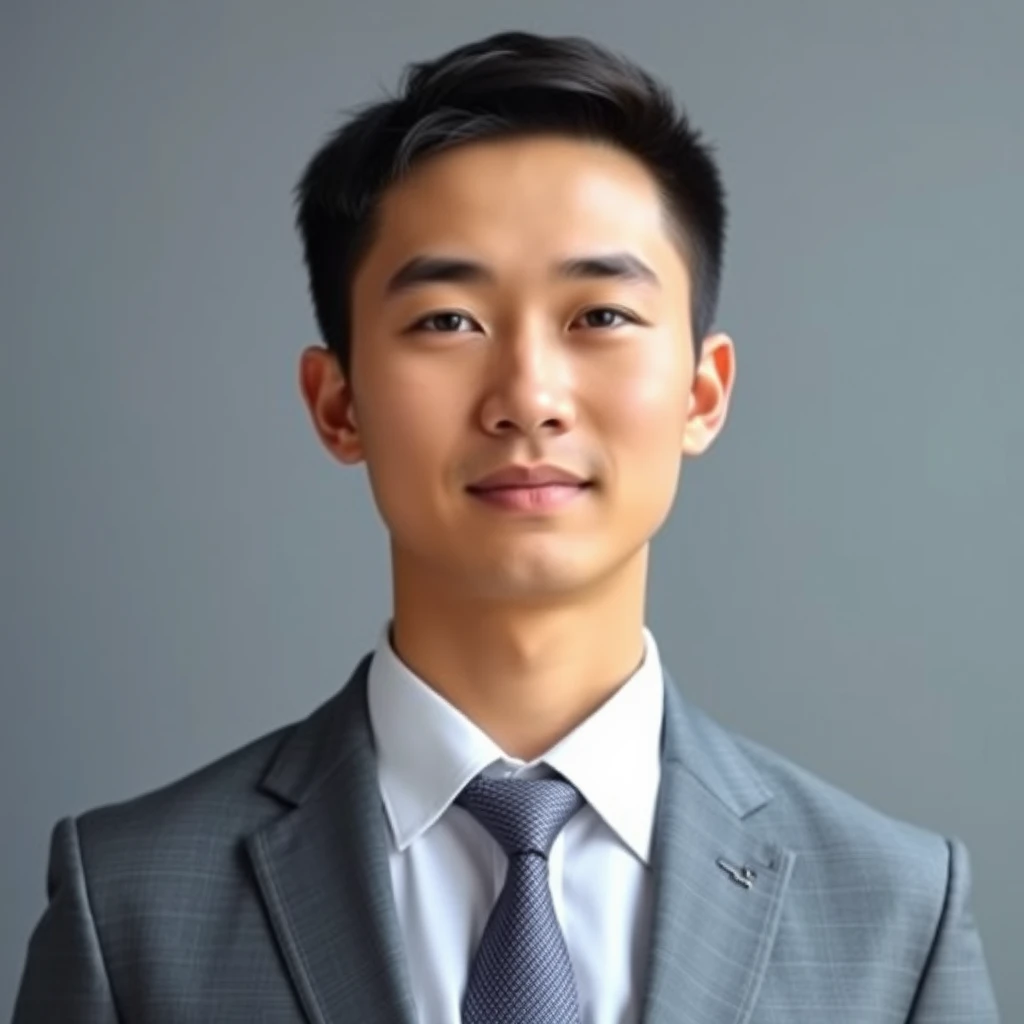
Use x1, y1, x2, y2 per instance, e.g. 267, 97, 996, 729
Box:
907, 836, 1001, 1022
11, 816, 121, 1023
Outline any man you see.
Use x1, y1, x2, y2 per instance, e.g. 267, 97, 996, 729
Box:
13, 30, 999, 1023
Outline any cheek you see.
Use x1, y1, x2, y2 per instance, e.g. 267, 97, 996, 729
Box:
357, 364, 464, 519
599, 353, 690, 458
593, 359, 689, 524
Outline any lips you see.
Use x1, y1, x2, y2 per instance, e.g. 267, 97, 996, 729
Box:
466, 464, 591, 492
467, 482, 589, 512
465, 464, 593, 513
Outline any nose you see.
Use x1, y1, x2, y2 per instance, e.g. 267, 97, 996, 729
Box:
478, 329, 577, 439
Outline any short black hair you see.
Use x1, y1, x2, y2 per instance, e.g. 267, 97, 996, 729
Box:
295, 30, 727, 377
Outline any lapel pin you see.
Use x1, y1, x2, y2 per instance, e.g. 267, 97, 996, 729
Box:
716, 858, 757, 889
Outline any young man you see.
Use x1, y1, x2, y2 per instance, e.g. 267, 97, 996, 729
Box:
13, 30, 999, 1024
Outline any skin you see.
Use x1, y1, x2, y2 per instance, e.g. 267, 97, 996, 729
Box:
299, 134, 736, 760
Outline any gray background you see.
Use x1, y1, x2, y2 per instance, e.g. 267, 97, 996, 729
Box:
2, 0, 1021, 1017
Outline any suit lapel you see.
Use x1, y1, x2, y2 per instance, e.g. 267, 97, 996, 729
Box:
641, 673, 797, 1024
247, 655, 418, 1024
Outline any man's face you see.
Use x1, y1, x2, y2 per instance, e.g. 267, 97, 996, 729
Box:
302, 135, 734, 602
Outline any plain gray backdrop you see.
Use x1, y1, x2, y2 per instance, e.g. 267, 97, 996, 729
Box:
2, 1, 1021, 1018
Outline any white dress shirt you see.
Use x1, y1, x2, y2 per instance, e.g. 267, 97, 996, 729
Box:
366, 623, 665, 1024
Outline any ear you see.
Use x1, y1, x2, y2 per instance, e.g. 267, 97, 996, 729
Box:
298, 346, 365, 465
682, 332, 736, 457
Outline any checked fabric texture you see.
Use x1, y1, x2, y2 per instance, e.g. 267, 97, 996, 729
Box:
456, 774, 587, 1024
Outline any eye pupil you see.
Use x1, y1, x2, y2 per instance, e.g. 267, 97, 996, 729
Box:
434, 313, 463, 331
588, 308, 618, 327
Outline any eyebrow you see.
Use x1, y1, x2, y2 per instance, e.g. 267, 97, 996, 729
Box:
383, 252, 660, 297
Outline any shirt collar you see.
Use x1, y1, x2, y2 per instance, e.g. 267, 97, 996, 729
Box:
366, 623, 665, 865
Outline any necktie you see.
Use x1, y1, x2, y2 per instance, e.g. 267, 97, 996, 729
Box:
456, 773, 586, 1024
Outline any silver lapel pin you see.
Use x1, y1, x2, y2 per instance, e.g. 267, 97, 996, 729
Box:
716, 858, 757, 889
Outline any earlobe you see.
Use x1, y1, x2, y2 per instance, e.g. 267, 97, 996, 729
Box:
329, 402, 365, 465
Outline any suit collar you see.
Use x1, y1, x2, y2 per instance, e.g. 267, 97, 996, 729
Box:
256, 652, 376, 809
659, 667, 774, 819
256, 654, 774, 820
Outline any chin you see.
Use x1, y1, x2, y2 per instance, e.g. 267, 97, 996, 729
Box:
463, 549, 612, 602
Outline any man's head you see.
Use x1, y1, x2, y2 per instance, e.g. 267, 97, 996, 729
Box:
296, 31, 736, 605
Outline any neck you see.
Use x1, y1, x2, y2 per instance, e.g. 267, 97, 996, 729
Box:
388, 547, 649, 761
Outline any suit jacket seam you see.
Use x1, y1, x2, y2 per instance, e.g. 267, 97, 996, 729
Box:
902, 834, 953, 1021
71, 815, 126, 1022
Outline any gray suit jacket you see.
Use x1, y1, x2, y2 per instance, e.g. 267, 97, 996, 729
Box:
13, 654, 1000, 1023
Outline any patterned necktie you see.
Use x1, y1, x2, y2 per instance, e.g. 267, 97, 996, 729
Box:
455, 773, 586, 1024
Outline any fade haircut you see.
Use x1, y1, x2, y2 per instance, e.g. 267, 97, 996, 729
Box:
295, 31, 728, 377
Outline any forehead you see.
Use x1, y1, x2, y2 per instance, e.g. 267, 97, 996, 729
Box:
356, 135, 689, 288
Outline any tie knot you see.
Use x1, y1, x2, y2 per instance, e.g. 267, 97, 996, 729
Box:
456, 774, 585, 857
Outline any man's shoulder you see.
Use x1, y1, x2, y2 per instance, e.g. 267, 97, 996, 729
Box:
668, 682, 954, 879
71, 651, 379, 856
720, 718, 954, 891
72, 708, 309, 874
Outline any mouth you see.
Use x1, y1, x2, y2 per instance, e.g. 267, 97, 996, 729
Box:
466, 481, 593, 512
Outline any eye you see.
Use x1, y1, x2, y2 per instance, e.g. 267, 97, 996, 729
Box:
409, 311, 480, 333
574, 307, 640, 330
